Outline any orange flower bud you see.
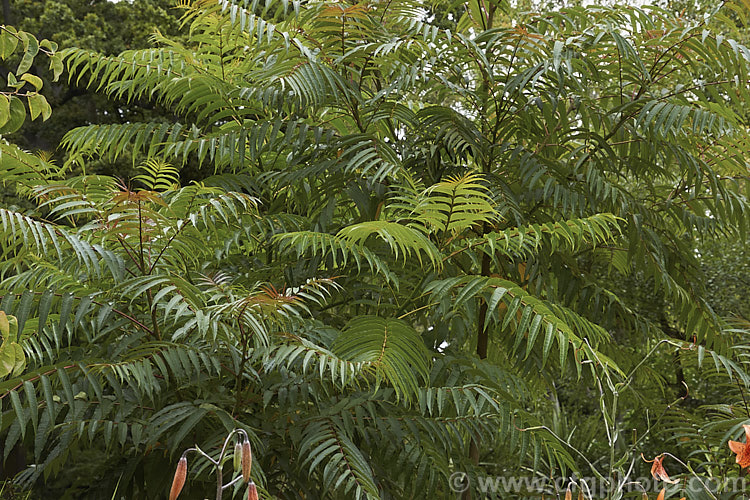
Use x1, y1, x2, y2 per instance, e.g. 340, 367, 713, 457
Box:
169, 456, 187, 500
565, 487, 572, 500
247, 481, 259, 500
242, 437, 252, 482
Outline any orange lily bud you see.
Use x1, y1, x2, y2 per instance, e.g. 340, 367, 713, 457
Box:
242, 437, 253, 483
247, 481, 259, 500
169, 456, 187, 500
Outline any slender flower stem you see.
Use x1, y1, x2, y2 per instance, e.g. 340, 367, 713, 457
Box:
216, 465, 223, 500
222, 475, 244, 490
215, 429, 245, 499
194, 445, 218, 466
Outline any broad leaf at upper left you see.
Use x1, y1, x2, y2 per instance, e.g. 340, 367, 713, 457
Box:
0, 25, 62, 196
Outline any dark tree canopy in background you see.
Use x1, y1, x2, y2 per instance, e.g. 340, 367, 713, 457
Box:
0, 0, 749, 499
1, 0, 184, 153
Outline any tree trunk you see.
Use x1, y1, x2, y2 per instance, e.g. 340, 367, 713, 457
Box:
462, 247, 491, 500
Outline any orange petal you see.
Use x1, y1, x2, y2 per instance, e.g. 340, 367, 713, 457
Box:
729, 440, 745, 454
650, 456, 661, 479
656, 488, 665, 500
729, 436, 750, 468
651, 455, 679, 484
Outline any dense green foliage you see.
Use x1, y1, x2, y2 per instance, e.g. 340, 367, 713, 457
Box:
1, 0, 749, 499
